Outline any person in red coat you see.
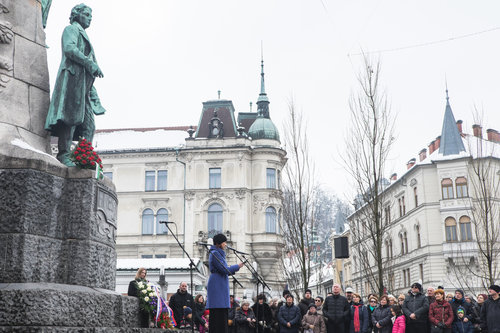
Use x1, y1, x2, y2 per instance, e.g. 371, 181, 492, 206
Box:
428, 289, 453, 333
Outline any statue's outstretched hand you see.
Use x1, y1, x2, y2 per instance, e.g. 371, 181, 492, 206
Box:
93, 66, 104, 78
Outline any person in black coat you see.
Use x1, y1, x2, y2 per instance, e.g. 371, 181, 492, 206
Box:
402, 282, 430, 333
252, 294, 273, 333
193, 294, 209, 331
277, 294, 302, 333
298, 289, 315, 317
480, 285, 500, 333
236, 300, 257, 333
228, 295, 240, 333
450, 289, 473, 324
322, 284, 350, 333
127, 267, 150, 328
169, 281, 194, 327
372, 295, 393, 333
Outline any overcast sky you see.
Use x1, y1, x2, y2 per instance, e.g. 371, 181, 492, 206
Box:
44, 1, 500, 200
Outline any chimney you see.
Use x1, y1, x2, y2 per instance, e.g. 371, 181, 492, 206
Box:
434, 136, 441, 151
390, 173, 397, 181
407, 158, 416, 170
456, 120, 463, 134
487, 129, 499, 142
419, 148, 427, 161
429, 140, 436, 154
473, 124, 482, 138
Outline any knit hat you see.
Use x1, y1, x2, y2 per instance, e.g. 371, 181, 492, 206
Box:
213, 233, 227, 245
411, 283, 422, 291
457, 306, 465, 314
455, 289, 465, 297
184, 307, 192, 315
283, 289, 291, 297
489, 285, 500, 293
345, 287, 354, 293
308, 303, 317, 309
305, 289, 312, 294
203, 310, 210, 316
285, 294, 294, 300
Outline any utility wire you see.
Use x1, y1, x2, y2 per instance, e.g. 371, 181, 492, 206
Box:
348, 26, 500, 57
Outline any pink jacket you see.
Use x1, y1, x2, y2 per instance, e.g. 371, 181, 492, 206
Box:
392, 316, 405, 333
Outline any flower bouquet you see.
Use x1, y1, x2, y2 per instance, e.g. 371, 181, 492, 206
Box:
71, 137, 104, 179
136, 281, 175, 329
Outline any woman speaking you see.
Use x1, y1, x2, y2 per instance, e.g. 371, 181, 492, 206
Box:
206, 234, 244, 333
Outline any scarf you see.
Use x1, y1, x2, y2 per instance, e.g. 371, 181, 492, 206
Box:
353, 304, 362, 332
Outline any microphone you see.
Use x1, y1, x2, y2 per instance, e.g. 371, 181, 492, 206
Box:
226, 246, 251, 255
197, 239, 213, 246
159, 221, 175, 225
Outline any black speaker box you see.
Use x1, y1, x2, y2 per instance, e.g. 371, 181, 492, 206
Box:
334, 237, 349, 258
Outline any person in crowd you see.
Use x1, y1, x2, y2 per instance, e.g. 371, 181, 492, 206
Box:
206, 233, 244, 333
446, 294, 454, 303
450, 289, 472, 325
402, 282, 429, 333
169, 281, 194, 327
270, 296, 281, 333
236, 300, 257, 333
252, 293, 273, 333
323, 283, 350, 333
428, 289, 453, 333
452, 307, 473, 333
200, 310, 210, 333
277, 294, 301, 333
464, 296, 473, 305
372, 295, 393, 333
299, 289, 315, 316
397, 295, 405, 307
427, 287, 436, 304
194, 294, 209, 332
480, 285, 500, 333
180, 306, 194, 329
471, 293, 486, 332
127, 267, 150, 328
391, 305, 406, 333
302, 303, 327, 333
349, 293, 369, 333
315, 296, 324, 316
388, 295, 397, 306
367, 295, 378, 332
228, 295, 240, 333
344, 287, 354, 333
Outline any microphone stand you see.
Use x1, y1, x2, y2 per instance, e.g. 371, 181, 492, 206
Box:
160, 221, 198, 333
227, 249, 270, 333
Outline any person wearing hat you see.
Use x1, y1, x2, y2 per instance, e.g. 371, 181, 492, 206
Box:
450, 289, 472, 324
452, 306, 473, 333
180, 306, 194, 329
428, 289, 453, 333
206, 233, 244, 333
251, 293, 273, 333
402, 282, 429, 333
302, 302, 326, 333
277, 294, 302, 333
299, 289, 315, 317
480, 284, 500, 332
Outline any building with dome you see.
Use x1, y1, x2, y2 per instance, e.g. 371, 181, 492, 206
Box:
94, 60, 287, 298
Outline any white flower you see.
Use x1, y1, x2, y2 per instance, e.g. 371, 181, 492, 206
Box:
147, 287, 152, 291
149, 292, 154, 297
144, 296, 149, 302
141, 290, 147, 294
147, 283, 152, 287
137, 282, 144, 287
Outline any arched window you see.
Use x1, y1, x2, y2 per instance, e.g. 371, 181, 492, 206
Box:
456, 177, 468, 198
142, 209, 154, 235
445, 217, 458, 242
265, 207, 277, 233
156, 208, 169, 234
416, 225, 421, 248
459, 216, 473, 241
442, 178, 454, 199
389, 238, 393, 258
400, 233, 405, 255
404, 232, 408, 254
208, 203, 223, 238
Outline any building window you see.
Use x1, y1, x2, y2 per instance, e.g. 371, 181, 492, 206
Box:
141, 254, 153, 258
266, 168, 276, 189
445, 217, 458, 242
384, 206, 391, 224
402, 196, 406, 215
145, 171, 156, 192
398, 197, 406, 217
277, 170, 282, 189
459, 216, 473, 241
400, 234, 405, 255
414, 187, 418, 207
157, 170, 168, 191
278, 209, 282, 233
416, 225, 421, 248
406, 269, 411, 287
404, 232, 408, 254
142, 209, 154, 235
156, 208, 169, 234
155, 254, 167, 258
419, 263, 424, 282
389, 238, 393, 258
208, 203, 223, 238
209, 168, 221, 189
456, 177, 468, 198
103, 172, 113, 181
265, 207, 277, 233
441, 178, 454, 199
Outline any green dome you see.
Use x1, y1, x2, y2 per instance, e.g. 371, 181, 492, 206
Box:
248, 117, 280, 142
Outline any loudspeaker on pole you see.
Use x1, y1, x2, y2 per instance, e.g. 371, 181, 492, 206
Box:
334, 237, 349, 259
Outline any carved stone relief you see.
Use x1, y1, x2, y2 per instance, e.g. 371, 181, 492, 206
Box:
0, 2, 12, 92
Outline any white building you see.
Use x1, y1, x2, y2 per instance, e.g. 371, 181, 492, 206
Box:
95, 61, 287, 298
348, 92, 500, 297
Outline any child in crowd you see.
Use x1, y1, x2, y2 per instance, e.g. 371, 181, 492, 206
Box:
452, 307, 473, 333
180, 306, 193, 329
199, 309, 209, 333
391, 305, 405, 333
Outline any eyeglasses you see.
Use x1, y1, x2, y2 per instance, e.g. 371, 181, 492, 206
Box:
369, 300, 377, 303
315, 300, 321, 302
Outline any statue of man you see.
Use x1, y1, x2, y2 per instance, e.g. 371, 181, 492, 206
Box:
45, 3, 105, 167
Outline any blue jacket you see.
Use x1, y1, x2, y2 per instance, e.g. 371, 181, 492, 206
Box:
350, 304, 369, 333
452, 318, 473, 333
277, 303, 302, 333
206, 245, 240, 309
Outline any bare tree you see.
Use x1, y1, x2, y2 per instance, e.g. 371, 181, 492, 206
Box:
280, 100, 317, 297
342, 56, 396, 297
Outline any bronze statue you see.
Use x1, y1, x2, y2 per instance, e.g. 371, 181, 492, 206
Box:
45, 3, 105, 167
